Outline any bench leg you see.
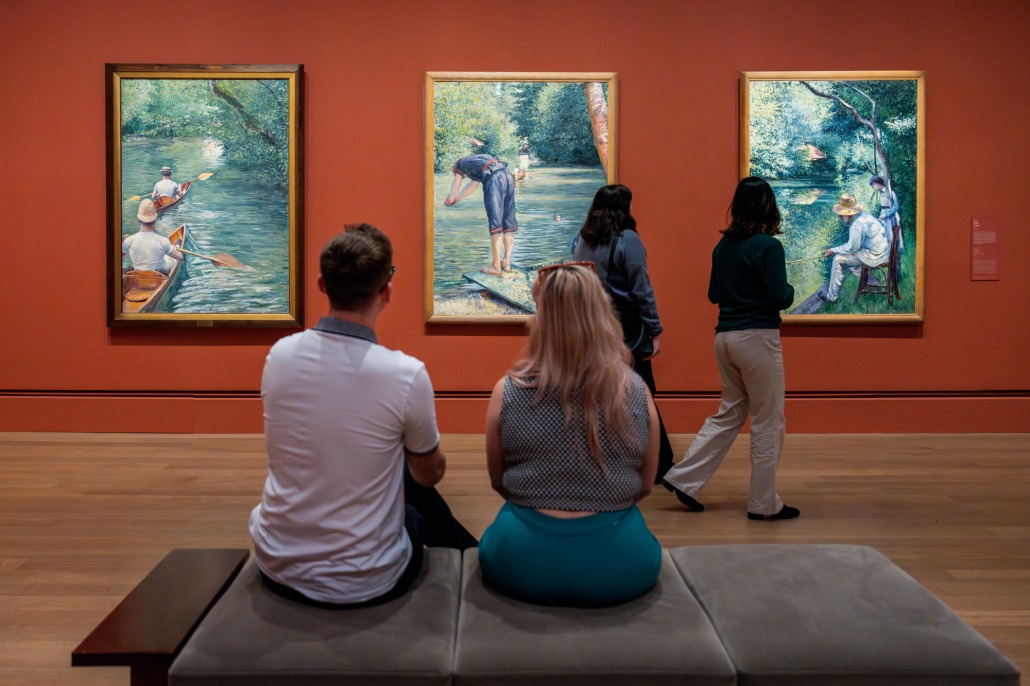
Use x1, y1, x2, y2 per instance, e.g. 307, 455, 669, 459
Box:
130, 657, 172, 686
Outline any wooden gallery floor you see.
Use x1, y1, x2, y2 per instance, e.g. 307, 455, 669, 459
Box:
0, 432, 1027, 685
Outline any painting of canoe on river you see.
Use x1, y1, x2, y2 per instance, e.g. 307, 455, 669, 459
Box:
424, 72, 617, 323
741, 71, 925, 323
106, 64, 302, 327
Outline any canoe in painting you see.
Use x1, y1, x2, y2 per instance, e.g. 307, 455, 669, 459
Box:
154, 180, 191, 213
121, 224, 187, 314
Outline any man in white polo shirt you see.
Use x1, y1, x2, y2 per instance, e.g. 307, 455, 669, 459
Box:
249, 223, 476, 608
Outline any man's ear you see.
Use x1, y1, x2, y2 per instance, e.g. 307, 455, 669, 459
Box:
317, 275, 327, 294
380, 281, 393, 305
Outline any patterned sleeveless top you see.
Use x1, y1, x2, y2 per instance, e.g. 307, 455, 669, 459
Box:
499, 374, 650, 511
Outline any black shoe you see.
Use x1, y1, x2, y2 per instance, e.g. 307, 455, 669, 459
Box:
747, 505, 800, 521
663, 480, 704, 512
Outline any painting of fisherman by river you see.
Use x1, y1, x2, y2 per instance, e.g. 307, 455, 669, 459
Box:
742, 72, 925, 322
425, 72, 617, 322
106, 64, 302, 327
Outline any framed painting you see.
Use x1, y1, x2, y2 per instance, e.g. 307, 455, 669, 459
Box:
741, 71, 925, 323
106, 63, 303, 327
424, 72, 617, 323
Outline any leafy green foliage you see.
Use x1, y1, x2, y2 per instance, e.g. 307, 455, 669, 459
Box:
749, 81, 834, 178
528, 83, 598, 166
749, 79, 918, 194
433, 81, 603, 172
120, 78, 291, 188
434, 82, 519, 171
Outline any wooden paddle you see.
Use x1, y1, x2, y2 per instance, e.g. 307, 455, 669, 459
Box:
127, 172, 214, 202
178, 247, 246, 269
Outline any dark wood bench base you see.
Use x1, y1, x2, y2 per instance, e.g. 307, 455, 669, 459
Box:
72, 548, 249, 686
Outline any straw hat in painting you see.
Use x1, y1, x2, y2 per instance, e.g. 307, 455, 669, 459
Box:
160, 166, 173, 175
832, 193, 863, 216
137, 199, 158, 223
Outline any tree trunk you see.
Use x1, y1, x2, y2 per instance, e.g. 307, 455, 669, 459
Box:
583, 82, 609, 177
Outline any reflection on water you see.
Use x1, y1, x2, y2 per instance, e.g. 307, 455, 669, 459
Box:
121, 138, 290, 314
433, 166, 607, 296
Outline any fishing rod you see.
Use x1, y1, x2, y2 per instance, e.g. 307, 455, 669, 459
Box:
785, 256, 827, 266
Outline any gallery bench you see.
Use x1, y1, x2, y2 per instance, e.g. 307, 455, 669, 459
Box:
452, 548, 736, 685
671, 544, 1020, 685
71, 548, 249, 686
169, 548, 463, 685
76, 545, 1020, 686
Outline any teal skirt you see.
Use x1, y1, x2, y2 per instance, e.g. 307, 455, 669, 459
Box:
478, 501, 662, 608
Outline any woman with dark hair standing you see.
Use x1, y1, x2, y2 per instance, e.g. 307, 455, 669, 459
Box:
573, 184, 674, 482
662, 177, 800, 521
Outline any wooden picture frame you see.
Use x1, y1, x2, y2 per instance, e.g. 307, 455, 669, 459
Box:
424, 72, 618, 323
107, 63, 303, 327
741, 71, 925, 323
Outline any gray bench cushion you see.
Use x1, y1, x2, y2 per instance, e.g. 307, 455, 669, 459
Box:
453, 548, 736, 686
169, 548, 461, 686
671, 544, 1020, 686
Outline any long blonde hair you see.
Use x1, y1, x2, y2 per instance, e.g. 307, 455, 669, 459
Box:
509, 263, 637, 464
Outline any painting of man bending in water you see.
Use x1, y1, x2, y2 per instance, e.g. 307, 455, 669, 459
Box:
424, 72, 618, 323
741, 71, 925, 323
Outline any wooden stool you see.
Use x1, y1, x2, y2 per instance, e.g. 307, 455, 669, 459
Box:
854, 261, 891, 303
855, 224, 903, 304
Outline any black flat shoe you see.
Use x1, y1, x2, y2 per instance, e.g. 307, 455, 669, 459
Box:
747, 505, 800, 521
663, 480, 705, 512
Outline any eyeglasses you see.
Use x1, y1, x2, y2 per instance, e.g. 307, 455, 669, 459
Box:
535, 261, 597, 279
379, 265, 397, 292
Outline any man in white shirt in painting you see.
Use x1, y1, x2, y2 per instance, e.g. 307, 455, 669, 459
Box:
151, 166, 181, 201
819, 193, 890, 303
122, 198, 183, 274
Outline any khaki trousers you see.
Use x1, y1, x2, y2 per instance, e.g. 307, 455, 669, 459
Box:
664, 329, 785, 515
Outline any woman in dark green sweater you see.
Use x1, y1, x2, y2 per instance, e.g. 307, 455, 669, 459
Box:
663, 177, 800, 521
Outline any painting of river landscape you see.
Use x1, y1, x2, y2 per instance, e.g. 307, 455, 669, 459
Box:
425, 72, 617, 323
742, 71, 925, 323
106, 64, 302, 327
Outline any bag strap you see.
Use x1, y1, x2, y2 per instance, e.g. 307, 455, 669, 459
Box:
605, 231, 622, 290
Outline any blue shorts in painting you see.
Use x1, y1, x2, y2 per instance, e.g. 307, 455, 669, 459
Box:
483, 167, 518, 236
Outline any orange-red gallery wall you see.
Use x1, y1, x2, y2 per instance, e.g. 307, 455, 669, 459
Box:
1, 0, 1028, 434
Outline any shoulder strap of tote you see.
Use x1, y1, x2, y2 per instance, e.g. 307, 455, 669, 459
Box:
605, 231, 622, 290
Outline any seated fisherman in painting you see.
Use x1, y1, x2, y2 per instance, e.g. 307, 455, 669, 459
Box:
818, 193, 889, 303
122, 199, 183, 275
249, 223, 476, 609
151, 166, 182, 201
444, 153, 518, 276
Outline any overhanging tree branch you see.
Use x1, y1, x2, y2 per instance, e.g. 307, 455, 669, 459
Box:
800, 80, 890, 188
209, 80, 280, 148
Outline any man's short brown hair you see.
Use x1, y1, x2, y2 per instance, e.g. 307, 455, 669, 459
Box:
320, 223, 393, 311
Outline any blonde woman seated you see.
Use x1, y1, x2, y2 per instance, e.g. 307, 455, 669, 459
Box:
479, 262, 662, 607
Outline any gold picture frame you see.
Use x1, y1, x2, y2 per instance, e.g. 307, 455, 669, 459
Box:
424, 72, 618, 323
107, 63, 303, 328
741, 71, 925, 323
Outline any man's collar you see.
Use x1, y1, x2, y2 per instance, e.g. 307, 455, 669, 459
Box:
313, 316, 377, 344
